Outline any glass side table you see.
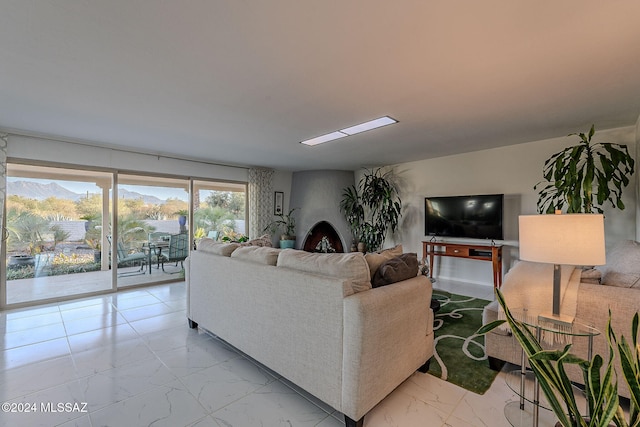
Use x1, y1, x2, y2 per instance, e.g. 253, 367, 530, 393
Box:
503, 309, 600, 427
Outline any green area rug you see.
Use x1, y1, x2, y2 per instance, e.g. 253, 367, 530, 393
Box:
428, 292, 503, 394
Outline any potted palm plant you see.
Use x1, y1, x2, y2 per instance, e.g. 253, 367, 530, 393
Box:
174, 209, 189, 233
340, 168, 401, 252
535, 125, 635, 214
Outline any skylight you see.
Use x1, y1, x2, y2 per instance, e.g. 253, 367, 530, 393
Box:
300, 116, 397, 146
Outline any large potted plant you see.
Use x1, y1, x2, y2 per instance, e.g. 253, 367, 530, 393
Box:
479, 290, 640, 427
264, 208, 297, 249
339, 168, 401, 252
535, 125, 635, 214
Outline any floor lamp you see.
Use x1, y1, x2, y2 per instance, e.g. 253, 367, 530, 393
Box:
518, 213, 606, 326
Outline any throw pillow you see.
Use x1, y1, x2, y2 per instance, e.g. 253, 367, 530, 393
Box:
240, 234, 273, 247
372, 253, 419, 288
364, 244, 403, 278
580, 268, 601, 285
600, 240, 640, 288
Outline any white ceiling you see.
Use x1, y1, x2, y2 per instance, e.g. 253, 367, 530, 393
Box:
1, 1, 639, 171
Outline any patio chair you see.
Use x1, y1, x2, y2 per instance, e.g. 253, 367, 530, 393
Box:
107, 235, 148, 275
160, 233, 188, 273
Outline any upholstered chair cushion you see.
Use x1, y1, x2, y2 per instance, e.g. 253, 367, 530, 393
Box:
600, 240, 640, 288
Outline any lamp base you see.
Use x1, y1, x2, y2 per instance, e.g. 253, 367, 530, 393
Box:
538, 312, 574, 329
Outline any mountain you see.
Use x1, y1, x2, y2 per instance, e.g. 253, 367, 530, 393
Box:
117, 189, 164, 205
8, 181, 82, 201
8, 180, 165, 205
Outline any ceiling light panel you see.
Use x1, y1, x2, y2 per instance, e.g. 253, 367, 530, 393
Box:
300, 116, 398, 146
300, 131, 348, 146
340, 116, 397, 135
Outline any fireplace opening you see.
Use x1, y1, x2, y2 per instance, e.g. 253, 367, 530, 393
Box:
302, 221, 345, 253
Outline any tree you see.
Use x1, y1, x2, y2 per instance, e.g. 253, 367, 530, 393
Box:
160, 198, 188, 219
75, 194, 102, 220
194, 206, 235, 233
40, 197, 77, 220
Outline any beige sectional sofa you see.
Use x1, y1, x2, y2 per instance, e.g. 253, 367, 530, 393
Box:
483, 240, 640, 398
186, 239, 434, 427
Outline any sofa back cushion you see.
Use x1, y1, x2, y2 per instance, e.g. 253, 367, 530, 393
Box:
600, 240, 640, 288
231, 246, 281, 265
197, 238, 240, 256
276, 249, 371, 295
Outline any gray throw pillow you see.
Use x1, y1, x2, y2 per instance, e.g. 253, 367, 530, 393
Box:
372, 253, 419, 288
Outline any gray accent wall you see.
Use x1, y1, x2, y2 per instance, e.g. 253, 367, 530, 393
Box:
290, 170, 354, 251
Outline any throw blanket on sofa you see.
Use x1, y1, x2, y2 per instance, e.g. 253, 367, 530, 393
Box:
498, 261, 581, 344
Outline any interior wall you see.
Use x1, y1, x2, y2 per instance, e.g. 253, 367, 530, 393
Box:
4, 133, 293, 235
7, 134, 249, 182
388, 126, 637, 287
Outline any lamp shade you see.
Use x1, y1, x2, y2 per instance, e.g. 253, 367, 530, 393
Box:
519, 214, 606, 266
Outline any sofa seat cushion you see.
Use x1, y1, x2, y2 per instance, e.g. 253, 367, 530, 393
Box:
277, 249, 371, 295
231, 246, 281, 265
372, 253, 418, 288
197, 238, 240, 256
600, 240, 640, 288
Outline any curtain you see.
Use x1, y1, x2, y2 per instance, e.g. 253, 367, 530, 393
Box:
248, 168, 274, 239
0, 134, 7, 251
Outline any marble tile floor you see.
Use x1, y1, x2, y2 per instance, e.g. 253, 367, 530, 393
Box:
0, 279, 561, 427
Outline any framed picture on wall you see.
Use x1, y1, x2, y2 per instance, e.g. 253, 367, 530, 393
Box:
274, 191, 284, 215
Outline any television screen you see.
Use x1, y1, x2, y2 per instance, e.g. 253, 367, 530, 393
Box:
425, 194, 504, 240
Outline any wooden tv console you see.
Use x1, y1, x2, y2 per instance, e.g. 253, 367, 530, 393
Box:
422, 241, 503, 288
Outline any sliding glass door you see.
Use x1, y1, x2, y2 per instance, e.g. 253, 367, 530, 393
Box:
4, 164, 113, 305
193, 180, 247, 244
2, 164, 248, 307
115, 174, 190, 288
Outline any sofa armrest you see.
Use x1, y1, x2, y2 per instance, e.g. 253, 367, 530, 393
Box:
341, 275, 433, 420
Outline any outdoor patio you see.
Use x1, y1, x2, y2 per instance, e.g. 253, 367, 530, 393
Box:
6, 266, 183, 306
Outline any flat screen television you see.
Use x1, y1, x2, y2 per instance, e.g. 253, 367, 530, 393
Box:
425, 194, 504, 240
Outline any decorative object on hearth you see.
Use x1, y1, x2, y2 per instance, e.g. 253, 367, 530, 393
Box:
339, 167, 401, 253
519, 212, 605, 327
315, 236, 336, 253
535, 125, 635, 214
264, 208, 297, 249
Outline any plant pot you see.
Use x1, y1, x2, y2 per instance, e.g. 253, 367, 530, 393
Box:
280, 239, 295, 249
94, 250, 102, 264
8, 254, 35, 270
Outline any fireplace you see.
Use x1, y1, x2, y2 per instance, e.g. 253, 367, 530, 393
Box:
289, 170, 354, 253
302, 221, 344, 253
